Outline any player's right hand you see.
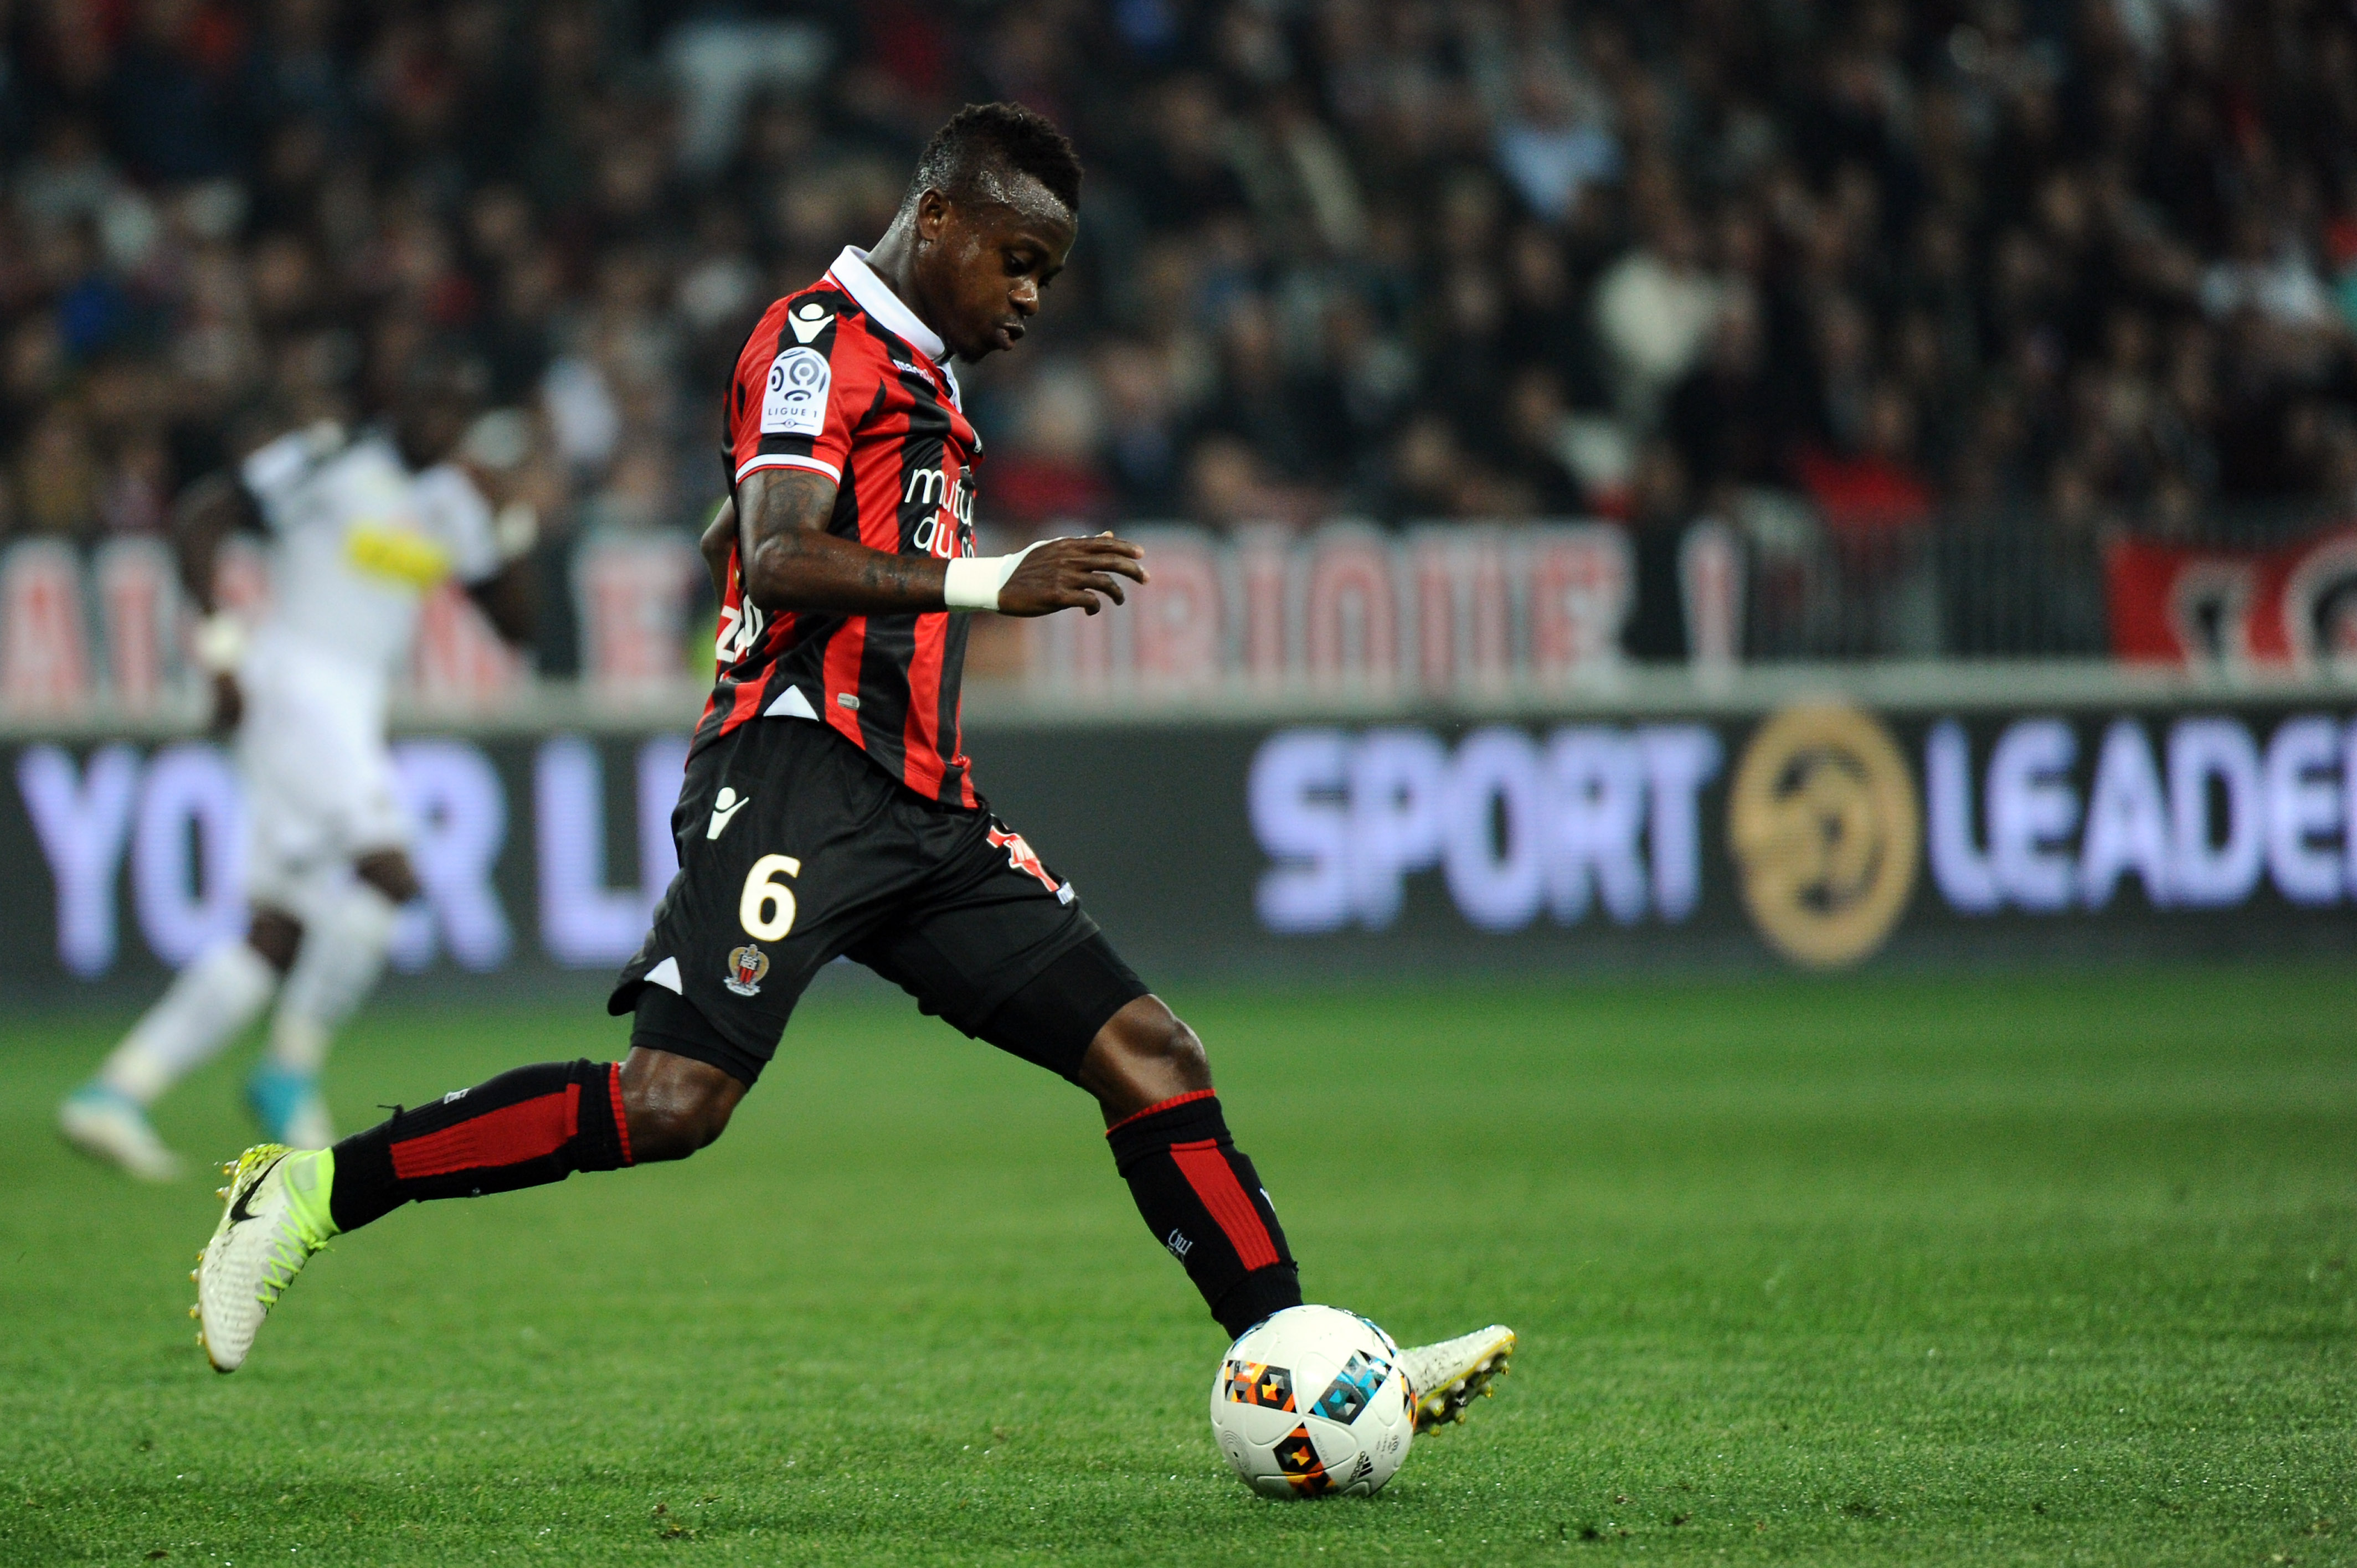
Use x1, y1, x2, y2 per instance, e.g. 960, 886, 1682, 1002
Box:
208, 672, 244, 734
996, 533, 1148, 617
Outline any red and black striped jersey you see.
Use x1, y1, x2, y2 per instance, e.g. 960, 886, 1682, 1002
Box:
698, 245, 986, 808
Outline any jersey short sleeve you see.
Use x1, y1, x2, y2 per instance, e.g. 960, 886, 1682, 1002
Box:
409, 464, 504, 586
727, 291, 877, 489
237, 421, 347, 528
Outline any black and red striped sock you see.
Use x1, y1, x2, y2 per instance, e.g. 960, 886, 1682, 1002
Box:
1107, 1091, 1302, 1338
325, 1059, 633, 1234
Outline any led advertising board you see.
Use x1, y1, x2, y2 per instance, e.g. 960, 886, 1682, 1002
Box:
6, 700, 2355, 995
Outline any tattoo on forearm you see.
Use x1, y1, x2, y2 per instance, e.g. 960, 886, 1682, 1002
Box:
736, 467, 946, 614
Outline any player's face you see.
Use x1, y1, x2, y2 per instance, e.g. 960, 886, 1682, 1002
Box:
393, 392, 473, 470
914, 182, 1075, 363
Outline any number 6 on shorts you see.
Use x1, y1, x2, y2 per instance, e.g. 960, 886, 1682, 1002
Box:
739, 853, 801, 941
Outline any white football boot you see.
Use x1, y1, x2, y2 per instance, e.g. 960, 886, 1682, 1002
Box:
59, 1084, 183, 1182
193, 1144, 336, 1372
1399, 1324, 1516, 1432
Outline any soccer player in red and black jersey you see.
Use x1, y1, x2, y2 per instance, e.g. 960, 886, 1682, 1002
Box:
192, 104, 1513, 1427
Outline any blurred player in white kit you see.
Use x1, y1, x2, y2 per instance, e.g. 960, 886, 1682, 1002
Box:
59, 350, 537, 1179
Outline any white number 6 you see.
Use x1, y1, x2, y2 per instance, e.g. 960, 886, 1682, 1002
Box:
739, 853, 801, 941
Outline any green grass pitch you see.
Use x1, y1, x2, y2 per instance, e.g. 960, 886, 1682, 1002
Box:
2, 966, 2353, 1565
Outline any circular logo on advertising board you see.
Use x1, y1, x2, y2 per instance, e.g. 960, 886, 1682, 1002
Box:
1728, 703, 1919, 968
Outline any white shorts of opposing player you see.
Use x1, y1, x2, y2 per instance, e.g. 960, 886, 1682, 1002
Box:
237, 638, 410, 926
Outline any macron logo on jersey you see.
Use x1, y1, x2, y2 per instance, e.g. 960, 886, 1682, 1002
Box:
707, 786, 750, 839
761, 347, 828, 437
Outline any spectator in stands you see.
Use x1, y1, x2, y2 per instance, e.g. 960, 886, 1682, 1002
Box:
1185, 434, 1274, 530
1797, 380, 1933, 537
1621, 438, 1693, 664
1491, 60, 1620, 228
3, 0, 2357, 666
989, 360, 1115, 528
1664, 290, 1780, 497
1094, 339, 1185, 514
17, 405, 97, 542
1592, 192, 1722, 428
1497, 367, 1586, 515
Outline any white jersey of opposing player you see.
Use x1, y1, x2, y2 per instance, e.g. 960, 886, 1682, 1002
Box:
238, 422, 503, 688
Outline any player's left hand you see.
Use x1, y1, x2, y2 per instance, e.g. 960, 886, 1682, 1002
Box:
997, 532, 1148, 617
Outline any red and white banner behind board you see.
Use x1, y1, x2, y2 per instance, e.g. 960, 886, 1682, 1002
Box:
572, 533, 700, 693
4, 521, 1737, 713
412, 580, 525, 703
91, 539, 178, 710
1, 540, 91, 712
1025, 523, 1641, 697
2106, 527, 2357, 671
0, 529, 700, 711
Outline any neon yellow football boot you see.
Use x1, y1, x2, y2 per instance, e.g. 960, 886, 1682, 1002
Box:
1399, 1324, 1516, 1432
193, 1144, 337, 1372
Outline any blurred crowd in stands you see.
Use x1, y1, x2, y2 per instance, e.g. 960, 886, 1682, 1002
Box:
3, 0, 2357, 590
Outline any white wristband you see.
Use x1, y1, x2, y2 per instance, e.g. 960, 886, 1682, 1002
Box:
941, 539, 1050, 612
193, 612, 247, 674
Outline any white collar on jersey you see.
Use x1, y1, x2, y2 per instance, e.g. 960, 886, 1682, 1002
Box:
828, 245, 948, 364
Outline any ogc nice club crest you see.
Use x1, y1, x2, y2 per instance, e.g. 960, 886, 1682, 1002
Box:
724, 943, 770, 997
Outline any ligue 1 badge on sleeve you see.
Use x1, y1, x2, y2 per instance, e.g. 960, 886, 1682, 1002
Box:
724, 944, 770, 997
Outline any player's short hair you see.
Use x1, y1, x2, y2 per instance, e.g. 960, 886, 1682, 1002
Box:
905, 102, 1083, 218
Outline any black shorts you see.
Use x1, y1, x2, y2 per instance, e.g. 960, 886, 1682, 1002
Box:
609, 717, 1146, 1087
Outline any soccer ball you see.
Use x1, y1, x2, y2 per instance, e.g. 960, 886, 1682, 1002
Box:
1209, 1304, 1414, 1498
